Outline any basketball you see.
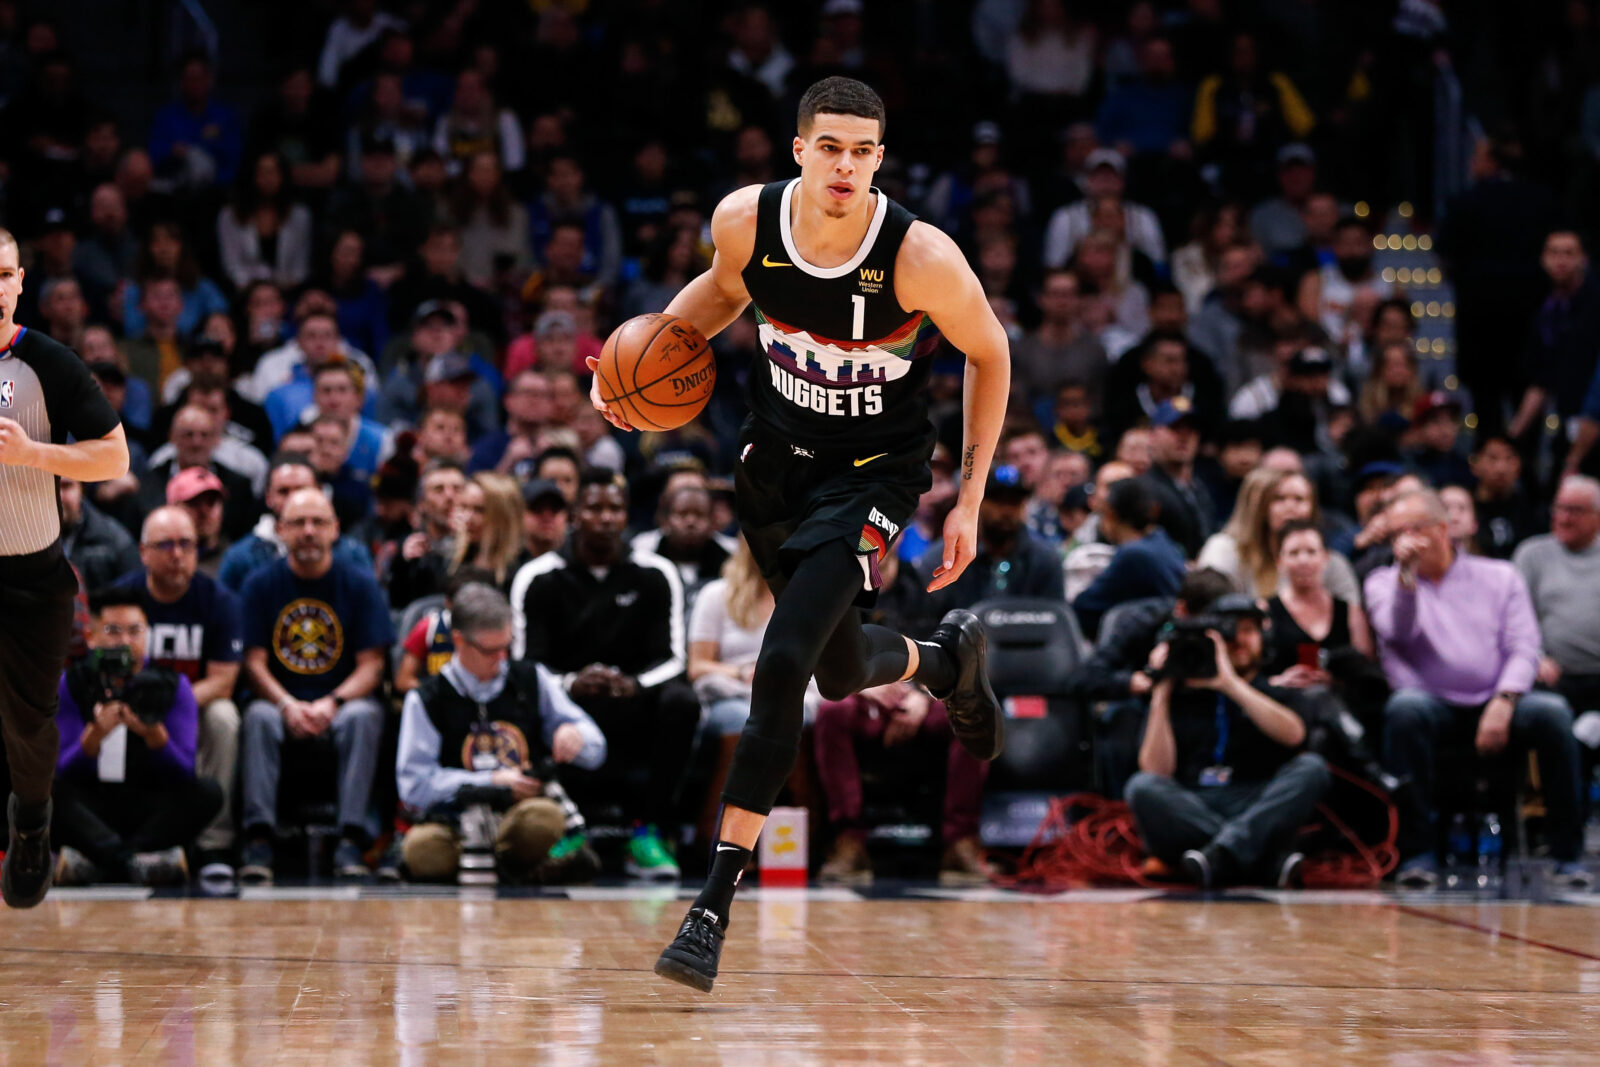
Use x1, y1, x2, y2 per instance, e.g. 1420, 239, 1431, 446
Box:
595, 313, 716, 432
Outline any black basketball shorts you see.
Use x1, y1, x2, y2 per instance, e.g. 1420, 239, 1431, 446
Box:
732, 416, 935, 604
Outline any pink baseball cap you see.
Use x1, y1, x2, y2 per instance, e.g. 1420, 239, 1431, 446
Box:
166, 466, 226, 505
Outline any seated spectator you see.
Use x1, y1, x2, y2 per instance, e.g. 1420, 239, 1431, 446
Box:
503, 287, 605, 380
1406, 392, 1474, 490
145, 381, 269, 499
1011, 271, 1110, 408
154, 355, 275, 459
74, 183, 139, 317
386, 224, 505, 344
395, 567, 498, 694
148, 50, 242, 189
1093, 37, 1191, 163
1125, 595, 1330, 888
114, 506, 244, 884
1300, 216, 1393, 353
238, 489, 394, 885
510, 470, 698, 881
309, 414, 376, 530
1470, 434, 1543, 559
1367, 490, 1589, 888
51, 587, 224, 887
1201, 467, 1362, 602
1191, 32, 1315, 199
1262, 520, 1375, 679
447, 473, 529, 592
1199, 419, 1264, 525
315, 230, 390, 361
1046, 380, 1102, 460
218, 454, 375, 594
521, 478, 570, 560
118, 405, 256, 544
121, 276, 188, 396
216, 151, 314, 291
471, 370, 554, 476
260, 311, 380, 439
1174, 201, 1244, 312
1358, 340, 1426, 441
60, 476, 139, 593
1072, 477, 1186, 639
1062, 459, 1136, 597
1232, 343, 1351, 434
82, 341, 154, 450
1440, 485, 1481, 553
383, 458, 467, 609
526, 153, 621, 292
1515, 476, 1600, 743
1103, 332, 1224, 449
326, 133, 431, 277
303, 361, 389, 477
1145, 398, 1217, 558
377, 302, 500, 439
449, 150, 531, 288
433, 68, 525, 178
412, 406, 473, 466
396, 583, 605, 884
164, 468, 235, 580
247, 66, 342, 193
1027, 448, 1091, 545
925, 465, 1064, 619
633, 483, 733, 609
121, 222, 230, 343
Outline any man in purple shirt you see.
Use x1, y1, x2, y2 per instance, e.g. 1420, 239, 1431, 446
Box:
1366, 490, 1587, 889
50, 587, 223, 887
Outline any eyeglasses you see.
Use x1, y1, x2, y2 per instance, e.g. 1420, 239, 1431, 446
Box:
1552, 503, 1598, 515
459, 634, 512, 657
143, 538, 197, 554
99, 623, 146, 639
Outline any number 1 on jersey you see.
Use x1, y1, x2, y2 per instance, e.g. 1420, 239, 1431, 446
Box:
851, 294, 865, 341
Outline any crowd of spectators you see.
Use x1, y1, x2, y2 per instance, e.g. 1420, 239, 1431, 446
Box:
4, 0, 1600, 889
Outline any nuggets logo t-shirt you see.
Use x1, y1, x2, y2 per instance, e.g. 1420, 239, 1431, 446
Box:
241, 558, 395, 700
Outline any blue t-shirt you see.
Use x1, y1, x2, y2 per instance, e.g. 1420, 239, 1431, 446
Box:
241, 557, 396, 701
113, 569, 244, 684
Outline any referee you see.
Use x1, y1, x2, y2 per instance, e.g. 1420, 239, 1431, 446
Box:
0, 228, 129, 908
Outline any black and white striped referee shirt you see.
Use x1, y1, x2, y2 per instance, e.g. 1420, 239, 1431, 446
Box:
0, 327, 121, 556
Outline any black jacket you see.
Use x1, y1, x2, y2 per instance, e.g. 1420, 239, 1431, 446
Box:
1065, 596, 1174, 702
511, 545, 686, 689
64, 500, 141, 591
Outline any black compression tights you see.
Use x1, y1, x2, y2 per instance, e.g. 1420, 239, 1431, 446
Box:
721, 539, 914, 816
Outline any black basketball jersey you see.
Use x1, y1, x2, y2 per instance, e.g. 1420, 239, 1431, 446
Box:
739, 178, 940, 451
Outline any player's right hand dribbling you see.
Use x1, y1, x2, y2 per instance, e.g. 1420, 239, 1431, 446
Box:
585, 356, 636, 432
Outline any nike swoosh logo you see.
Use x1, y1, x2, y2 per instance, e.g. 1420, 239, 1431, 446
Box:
853, 453, 889, 467
762, 254, 792, 268
716, 844, 742, 853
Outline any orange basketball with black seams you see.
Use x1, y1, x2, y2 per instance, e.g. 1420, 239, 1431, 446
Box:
595, 313, 716, 431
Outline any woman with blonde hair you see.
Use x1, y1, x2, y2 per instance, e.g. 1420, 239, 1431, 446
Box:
1200, 467, 1361, 601
449, 473, 528, 589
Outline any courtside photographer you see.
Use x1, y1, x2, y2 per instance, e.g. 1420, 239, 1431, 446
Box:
1125, 594, 1330, 889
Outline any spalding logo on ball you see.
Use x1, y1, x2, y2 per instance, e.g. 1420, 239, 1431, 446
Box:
595, 313, 716, 431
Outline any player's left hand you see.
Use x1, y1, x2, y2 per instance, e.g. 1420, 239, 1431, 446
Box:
0, 417, 38, 467
927, 501, 979, 592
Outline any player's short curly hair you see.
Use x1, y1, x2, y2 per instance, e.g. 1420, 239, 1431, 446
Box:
797, 76, 885, 140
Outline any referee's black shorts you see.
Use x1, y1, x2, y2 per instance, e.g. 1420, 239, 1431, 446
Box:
732, 416, 935, 604
0, 545, 79, 804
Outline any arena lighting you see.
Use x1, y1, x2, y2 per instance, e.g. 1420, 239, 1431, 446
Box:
1354, 200, 1370, 217
1398, 201, 1415, 218
1372, 234, 1386, 250
1444, 375, 1460, 390
1464, 413, 1479, 429
1419, 234, 1434, 250
1548, 414, 1563, 432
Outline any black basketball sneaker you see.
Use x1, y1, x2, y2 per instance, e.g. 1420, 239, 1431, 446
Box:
654, 906, 727, 993
928, 609, 1005, 761
2, 794, 54, 909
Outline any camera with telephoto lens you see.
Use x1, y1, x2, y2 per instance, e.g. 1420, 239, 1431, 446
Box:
82, 646, 173, 725
1158, 594, 1266, 683
1162, 616, 1235, 681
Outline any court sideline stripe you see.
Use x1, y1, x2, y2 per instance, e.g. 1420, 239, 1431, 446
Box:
1395, 904, 1600, 962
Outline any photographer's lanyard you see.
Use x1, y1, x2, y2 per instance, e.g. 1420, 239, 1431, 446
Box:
1212, 696, 1229, 766
1198, 696, 1233, 787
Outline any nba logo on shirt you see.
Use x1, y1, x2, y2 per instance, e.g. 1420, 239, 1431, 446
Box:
0, 380, 13, 408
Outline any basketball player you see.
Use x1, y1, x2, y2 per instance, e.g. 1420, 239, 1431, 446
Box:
0, 228, 131, 908
588, 78, 1010, 992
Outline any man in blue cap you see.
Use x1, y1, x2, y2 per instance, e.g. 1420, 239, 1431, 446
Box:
1145, 396, 1216, 558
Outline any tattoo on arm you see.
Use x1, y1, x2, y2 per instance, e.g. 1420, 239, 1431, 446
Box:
962, 445, 976, 481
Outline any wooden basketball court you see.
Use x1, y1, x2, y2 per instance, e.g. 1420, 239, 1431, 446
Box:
3, 885, 1598, 1063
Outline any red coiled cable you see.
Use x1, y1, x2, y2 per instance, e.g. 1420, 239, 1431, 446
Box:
994, 765, 1399, 891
